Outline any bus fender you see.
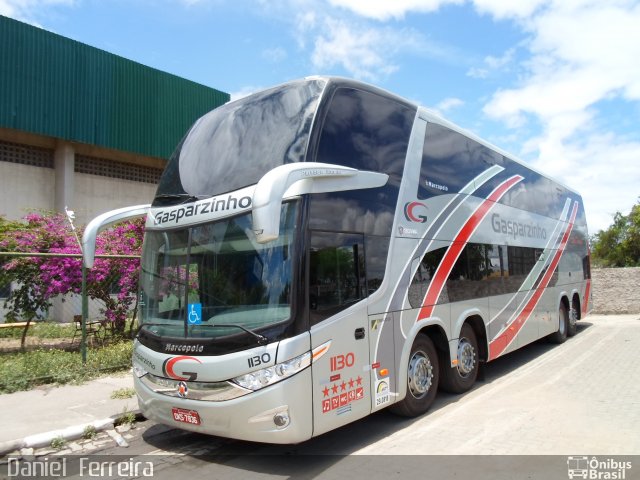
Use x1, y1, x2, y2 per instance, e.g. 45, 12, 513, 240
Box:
556, 290, 570, 309
395, 317, 448, 403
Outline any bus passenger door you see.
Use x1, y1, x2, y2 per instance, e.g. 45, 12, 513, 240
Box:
308, 231, 371, 436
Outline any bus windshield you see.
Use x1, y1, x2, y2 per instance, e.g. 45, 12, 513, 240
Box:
138, 202, 298, 343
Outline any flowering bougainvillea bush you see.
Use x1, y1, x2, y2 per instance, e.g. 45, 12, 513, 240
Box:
0, 212, 144, 336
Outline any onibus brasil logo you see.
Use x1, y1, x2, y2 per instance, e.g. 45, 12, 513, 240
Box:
567, 456, 632, 479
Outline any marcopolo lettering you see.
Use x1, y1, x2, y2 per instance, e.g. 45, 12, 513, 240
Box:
163, 342, 204, 353
491, 213, 547, 240
154, 194, 252, 225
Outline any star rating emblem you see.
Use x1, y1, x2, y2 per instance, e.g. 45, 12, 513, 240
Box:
323, 386, 329, 397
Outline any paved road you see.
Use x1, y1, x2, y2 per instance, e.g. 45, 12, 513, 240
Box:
32, 315, 640, 479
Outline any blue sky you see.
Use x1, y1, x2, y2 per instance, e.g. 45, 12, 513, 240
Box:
2, 0, 639, 233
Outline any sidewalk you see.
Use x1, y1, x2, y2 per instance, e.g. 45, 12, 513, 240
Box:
0, 373, 138, 455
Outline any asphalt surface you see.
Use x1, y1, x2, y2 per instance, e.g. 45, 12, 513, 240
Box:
2, 314, 639, 480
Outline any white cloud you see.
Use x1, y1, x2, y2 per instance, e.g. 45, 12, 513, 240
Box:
262, 1, 464, 82
262, 47, 287, 63
476, 0, 640, 232
228, 86, 264, 102
0, 0, 74, 24
327, 0, 463, 20
481, 1, 640, 120
310, 17, 424, 81
435, 97, 464, 114
472, 0, 547, 19
530, 132, 640, 233
467, 47, 516, 79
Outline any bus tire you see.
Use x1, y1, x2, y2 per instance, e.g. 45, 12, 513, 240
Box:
548, 303, 569, 344
568, 298, 579, 337
389, 334, 439, 417
439, 324, 479, 394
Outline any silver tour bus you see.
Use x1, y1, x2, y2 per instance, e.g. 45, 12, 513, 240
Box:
83, 77, 592, 443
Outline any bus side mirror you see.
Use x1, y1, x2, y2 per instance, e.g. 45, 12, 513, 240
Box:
251, 163, 389, 243
82, 204, 150, 268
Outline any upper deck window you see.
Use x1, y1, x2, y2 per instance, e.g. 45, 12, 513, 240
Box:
315, 87, 414, 177
154, 80, 325, 205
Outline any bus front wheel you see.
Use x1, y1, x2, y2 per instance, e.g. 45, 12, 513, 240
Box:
390, 334, 439, 417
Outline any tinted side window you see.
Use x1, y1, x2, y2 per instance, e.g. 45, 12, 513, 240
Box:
310, 87, 415, 236
408, 247, 448, 308
504, 246, 543, 293
419, 124, 501, 199
310, 88, 415, 298
309, 231, 366, 325
446, 243, 492, 302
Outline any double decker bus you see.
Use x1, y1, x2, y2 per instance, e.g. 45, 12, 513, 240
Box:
83, 77, 592, 443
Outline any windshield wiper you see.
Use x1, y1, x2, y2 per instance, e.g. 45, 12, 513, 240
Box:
198, 323, 269, 345
138, 322, 269, 345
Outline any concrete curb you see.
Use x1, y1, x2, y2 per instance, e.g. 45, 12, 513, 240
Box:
0, 410, 142, 456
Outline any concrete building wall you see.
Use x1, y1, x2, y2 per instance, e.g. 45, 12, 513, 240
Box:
75, 173, 157, 225
591, 267, 640, 314
0, 132, 163, 224
0, 161, 55, 219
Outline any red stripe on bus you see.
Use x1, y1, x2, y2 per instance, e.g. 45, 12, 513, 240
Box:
582, 279, 591, 316
488, 201, 579, 360
417, 175, 523, 321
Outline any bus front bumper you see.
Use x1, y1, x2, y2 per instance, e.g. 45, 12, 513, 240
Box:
134, 368, 313, 444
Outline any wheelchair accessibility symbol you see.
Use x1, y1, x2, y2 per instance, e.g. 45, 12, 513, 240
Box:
188, 303, 202, 325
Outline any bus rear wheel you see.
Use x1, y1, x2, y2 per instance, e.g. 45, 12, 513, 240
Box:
548, 303, 569, 344
390, 334, 439, 417
568, 298, 579, 337
439, 324, 479, 394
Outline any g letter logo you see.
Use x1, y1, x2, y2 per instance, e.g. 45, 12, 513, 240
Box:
404, 202, 428, 223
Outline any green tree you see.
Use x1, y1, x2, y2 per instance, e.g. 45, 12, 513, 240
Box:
0, 212, 143, 341
591, 199, 640, 267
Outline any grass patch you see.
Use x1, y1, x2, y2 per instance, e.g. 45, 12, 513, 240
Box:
111, 387, 136, 399
0, 321, 75, 339
50, 436, 66, 450
82, 425, 97, 440
117, 409, 137, 426
0, 340, 133, 393
0, 318, 138, 339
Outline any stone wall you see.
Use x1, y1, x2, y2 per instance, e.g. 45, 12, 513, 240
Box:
591, 267, 640, 314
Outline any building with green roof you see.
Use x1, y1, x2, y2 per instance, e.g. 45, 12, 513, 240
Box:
0, 15, 229, 225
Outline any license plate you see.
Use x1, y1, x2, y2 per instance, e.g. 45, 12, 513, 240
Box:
171, 407, 201, 425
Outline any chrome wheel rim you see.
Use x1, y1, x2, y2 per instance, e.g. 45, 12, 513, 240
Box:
457, 338, 476, 377
569, 307, 578, 327
408, 350, 433, 399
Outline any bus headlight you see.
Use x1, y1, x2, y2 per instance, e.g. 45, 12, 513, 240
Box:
232, 340, 331, 392
232, 351, 311, 391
